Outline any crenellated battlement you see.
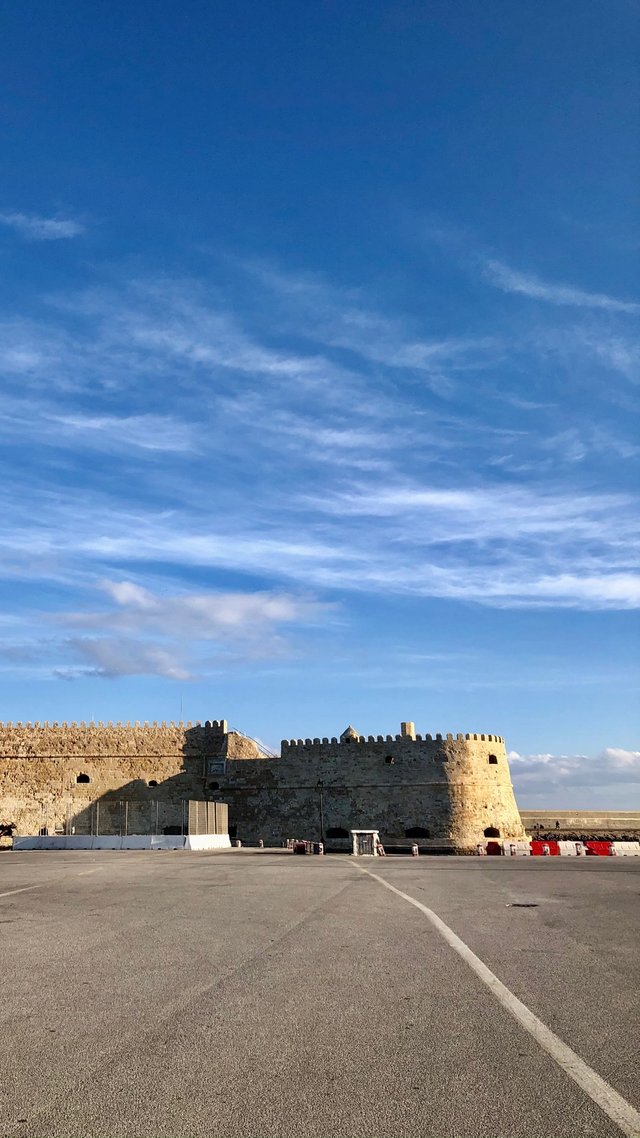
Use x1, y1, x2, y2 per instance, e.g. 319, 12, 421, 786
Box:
0, 720, 227, 731
281, 731, 504, 750
0, 719, 229, 759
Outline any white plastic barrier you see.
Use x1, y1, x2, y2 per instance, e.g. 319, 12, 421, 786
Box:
13, 834, 231, 852
40, 835, 67, 850
558, 841, 587, 856
611, 841, 640, 856
13, 835, 70, 850
12, 836, 45, 850
120, 835, 155, 850
184, 834, 231, 850
149, 835, 185, 850
65, 835, 96, 850
502, 840, 531, 856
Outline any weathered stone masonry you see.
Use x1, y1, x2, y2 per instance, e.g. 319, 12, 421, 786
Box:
0, 718, 525, 850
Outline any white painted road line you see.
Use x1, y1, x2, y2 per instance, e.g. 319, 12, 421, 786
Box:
0, 867, 101, 900
359, 866, 640, 1138
0, 884, 44, 900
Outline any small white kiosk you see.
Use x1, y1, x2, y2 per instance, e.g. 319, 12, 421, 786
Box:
350, 829, 381, 856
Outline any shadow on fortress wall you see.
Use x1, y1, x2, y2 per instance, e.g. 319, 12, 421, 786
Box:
63, 726, 235, 838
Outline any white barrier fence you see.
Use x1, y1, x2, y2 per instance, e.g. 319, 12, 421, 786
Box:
12, 834, 231, 851
557, 841, 587, 856
502, 841, 532, 856
501, 839, 640, 857
612, 841, 640, 856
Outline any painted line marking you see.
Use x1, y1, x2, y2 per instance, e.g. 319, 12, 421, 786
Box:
0, 884, 44, 900
357, 865, 640, 1138
0, 867, 102, 899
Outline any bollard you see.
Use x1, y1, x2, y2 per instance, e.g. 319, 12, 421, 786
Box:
233, 838, 242, 848
510, 843, 516, 857
258, 838, 264, 848
477, 843, 486, 856
542, 844, 550, 856
411, 843, 419, 857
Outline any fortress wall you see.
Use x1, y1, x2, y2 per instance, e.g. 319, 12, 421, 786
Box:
0, 720, 524, 849
221, 731, 525, 847
0, 721, 233, 835
0, 757, 199, 836
0, 720, 227, 758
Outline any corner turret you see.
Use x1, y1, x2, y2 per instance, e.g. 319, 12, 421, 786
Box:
340, 725, 359, 741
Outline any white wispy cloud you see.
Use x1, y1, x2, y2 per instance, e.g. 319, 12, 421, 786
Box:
0, 471, 637, 610
45, 581, 335, 679
482, 257, 640, 313
0, 400, 196, 455
0, 211, 85, 240
241, 257, 501, 394
0, 262, 637, 640
65, 639, 191, 680
576, 331, 640, 385
76, 579, 332, 637
510, 748, 640, 808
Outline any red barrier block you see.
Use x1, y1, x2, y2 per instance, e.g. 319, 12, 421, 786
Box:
530, 840, 560, 856
584, 840, 613, 856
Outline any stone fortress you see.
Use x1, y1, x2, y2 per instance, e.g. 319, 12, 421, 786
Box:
0, 717, 531, 851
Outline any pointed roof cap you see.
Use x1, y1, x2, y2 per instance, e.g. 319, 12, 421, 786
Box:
340, 725, 359, 741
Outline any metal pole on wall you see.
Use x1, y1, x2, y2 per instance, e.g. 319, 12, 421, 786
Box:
96, 800, 100, 837
155, 799, 159, 835
181, 800, 185, 836
125, 800, 129, 837
317, 779, 324, 844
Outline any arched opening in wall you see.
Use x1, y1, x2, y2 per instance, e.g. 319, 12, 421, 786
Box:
385, 755, 395, 765
148, 780, 158, 788
484, 826, 500, 838
76, 773, 90, 784
326, 827, 349, 839
488, 754, 498, 765
404, 826, 431, 839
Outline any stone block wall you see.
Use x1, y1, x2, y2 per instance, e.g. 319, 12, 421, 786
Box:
0, 719, 525, 850
221, 729, 525, 849
0, 720, 245, 836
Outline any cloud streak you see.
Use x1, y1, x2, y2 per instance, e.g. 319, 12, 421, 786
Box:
0, 211, 85, 240
482, 257, 640, 313
48, 581, 334, 678
0, 471, 637, 610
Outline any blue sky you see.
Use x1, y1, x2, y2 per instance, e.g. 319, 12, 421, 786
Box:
1, 0, 639, 806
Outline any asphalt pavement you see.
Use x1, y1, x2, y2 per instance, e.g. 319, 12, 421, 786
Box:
0, 851, 638, 1138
